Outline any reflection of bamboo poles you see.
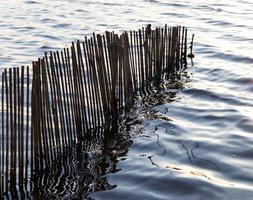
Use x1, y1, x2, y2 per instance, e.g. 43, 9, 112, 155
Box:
0, 24, 190, 197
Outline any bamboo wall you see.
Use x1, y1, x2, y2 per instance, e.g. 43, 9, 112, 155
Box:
0, 25, 189, 198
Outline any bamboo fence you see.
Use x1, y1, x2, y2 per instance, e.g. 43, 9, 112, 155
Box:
0, 25, 189, 198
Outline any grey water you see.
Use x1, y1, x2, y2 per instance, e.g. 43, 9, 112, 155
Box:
1, 0, 253, 199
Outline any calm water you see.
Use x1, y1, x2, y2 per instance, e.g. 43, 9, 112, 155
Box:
1, 0, 253, 199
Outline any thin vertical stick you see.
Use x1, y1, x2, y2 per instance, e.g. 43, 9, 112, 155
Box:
97, 35, 110, 121
65, 48, 77, 140
64, 48, 76, 139
41, 58, 53, 163
9, 68, 15, 188
36, 60, 44, 171
1, 72, 5, 195
76, 41, 89, 134
25, 66, 29, 188
165, 26, 169, 74
161, 28, 165, 74
71, 44, 82, 139
129, 31, 136, 92
181, 27, 185, 65
90, 37, 102, 129
53, 52, 66, 150
53, 52, 67, 146
103, 35, 112, 94
152, 28, 155, 80
123, 33, 133, 109
49, 52, 61, 155
118, 36, 123, 109
82, 40, 95, 130
38, 60, 44, 170
39, 59, 50, 167
138, 29, 144, 92
163, 25, 167, 73
20, 66, 24, 185
168, 27, 172, 73
171, 27, 176, 73
4, 69, 9, 192
56, 51, 69, 142
85, 37, 97, 129
176, 27, 181, 68
94, 34, 107, 125
184, 29, 188, 62
135, 31, 141, 91
105, 32, 113, 95
31, 61, 42, 174
147, 27, 152, 81
103, 34, 113, 112
16, 67, 22, 186
109, 34, 119, 116
60, 51, 72, 143
79, 42, 92, 131
30, 62, 35, 174
143, 28, 148, 89
13, 68, 17, 187
59, 50, 70, 135
44, 53, 57, 161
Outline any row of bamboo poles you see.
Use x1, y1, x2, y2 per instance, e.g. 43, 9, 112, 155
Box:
0, 25, 189, 198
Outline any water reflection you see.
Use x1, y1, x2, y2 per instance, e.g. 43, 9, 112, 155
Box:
136, 72, 223, 179
31, 129, 133, 199
1, 0, 253, 199
2, 126, 132, 199
32, 127, 132, 199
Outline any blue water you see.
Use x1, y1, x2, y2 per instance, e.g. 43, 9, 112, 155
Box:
1, 0, 253, 199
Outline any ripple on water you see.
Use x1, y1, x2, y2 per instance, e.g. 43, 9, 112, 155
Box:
183, 88, 253, 107
1, 0, 253, 199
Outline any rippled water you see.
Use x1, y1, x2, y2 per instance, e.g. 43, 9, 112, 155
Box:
1, 0, 253, 199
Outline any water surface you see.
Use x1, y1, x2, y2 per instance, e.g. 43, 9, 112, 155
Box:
1, 0, 253, 199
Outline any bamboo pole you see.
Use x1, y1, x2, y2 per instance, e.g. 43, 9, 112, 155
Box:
19, 66, 24, 186
60, 50, 73, 141
82, 40, 95, 131
53, 52, 67, 147
1, 72, 5, 196
71, 43, 82, 138
64, 48, 77, 140
25, 66, 29, 188
76, 41, 89, 134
